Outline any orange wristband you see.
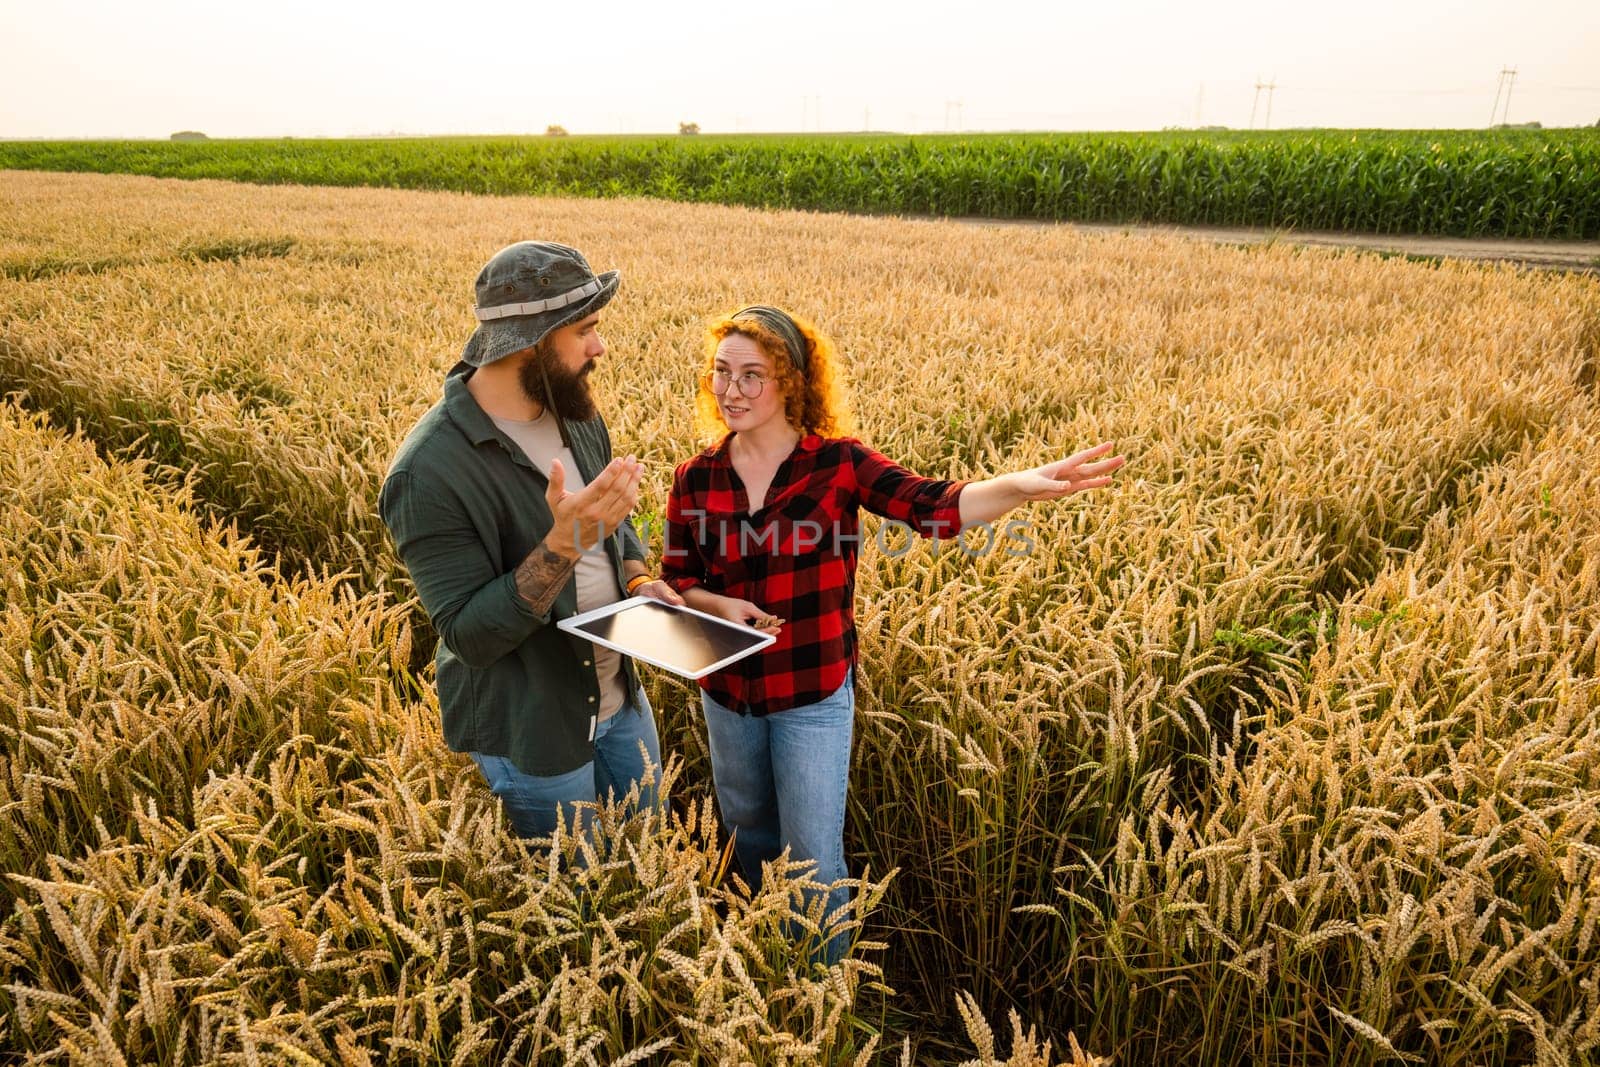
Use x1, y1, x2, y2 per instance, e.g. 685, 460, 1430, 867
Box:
625, 574, 654, 595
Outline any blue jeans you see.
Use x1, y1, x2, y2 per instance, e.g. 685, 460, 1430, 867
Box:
701, 672, 855, 965
470, 687, 661, 840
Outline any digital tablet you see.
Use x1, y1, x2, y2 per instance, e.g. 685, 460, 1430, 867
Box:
557, 597, 777, 679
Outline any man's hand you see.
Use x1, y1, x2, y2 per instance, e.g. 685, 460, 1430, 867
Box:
1010, 442, 1126, 502
634, 580, 686, 607
545, 456, 644, 559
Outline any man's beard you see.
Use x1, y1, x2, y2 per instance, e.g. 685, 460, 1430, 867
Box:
518, 341, 597, 422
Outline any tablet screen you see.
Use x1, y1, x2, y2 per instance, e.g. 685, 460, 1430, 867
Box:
562, 599, 773, 678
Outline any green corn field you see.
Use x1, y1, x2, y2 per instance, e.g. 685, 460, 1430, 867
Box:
2, 127, 1598, 239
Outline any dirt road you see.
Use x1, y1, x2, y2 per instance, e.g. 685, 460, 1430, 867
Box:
958, 218, 1600, 273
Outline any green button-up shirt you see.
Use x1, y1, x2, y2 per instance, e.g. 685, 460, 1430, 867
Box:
379, 365, 645, 777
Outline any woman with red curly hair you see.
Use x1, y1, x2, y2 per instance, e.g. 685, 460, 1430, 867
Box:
660, 306, 1123, 964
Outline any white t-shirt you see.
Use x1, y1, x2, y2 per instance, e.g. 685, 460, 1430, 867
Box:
493, 410, 628, 721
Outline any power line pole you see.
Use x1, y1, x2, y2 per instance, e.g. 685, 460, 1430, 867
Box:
944, 100, 964, 131
1490, 67, 1517, 125
1241, 79, 1267, 130
1249, 79, 1279, 129
1250, 78, 1278, 130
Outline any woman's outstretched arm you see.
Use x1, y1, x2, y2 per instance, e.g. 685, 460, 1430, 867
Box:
957, 441, 1125, 527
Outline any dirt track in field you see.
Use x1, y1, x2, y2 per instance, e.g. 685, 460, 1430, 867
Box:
952, 217, 1600, 273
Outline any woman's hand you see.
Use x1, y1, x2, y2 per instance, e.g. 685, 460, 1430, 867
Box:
1011, 442, 1126, 501
958, 441, 1126, 526
703, 592, 784, 634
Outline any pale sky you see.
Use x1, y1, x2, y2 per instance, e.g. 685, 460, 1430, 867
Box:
2, 0, 1598, 138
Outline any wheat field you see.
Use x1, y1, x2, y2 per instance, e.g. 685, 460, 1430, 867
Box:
2, 169, 1598, 1064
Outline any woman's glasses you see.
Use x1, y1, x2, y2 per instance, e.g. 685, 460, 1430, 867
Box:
706, 369, 770, 398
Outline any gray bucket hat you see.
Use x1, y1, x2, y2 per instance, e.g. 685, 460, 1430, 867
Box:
461, 241, 620, 367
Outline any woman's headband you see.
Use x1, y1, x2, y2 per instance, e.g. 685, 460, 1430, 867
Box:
731, 305, 809, 374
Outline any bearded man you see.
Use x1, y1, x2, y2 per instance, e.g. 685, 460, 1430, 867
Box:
380, 241, 682, 839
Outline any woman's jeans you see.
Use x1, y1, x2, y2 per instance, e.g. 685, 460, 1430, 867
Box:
470, 687, 661, 840
701, 672, 855, 965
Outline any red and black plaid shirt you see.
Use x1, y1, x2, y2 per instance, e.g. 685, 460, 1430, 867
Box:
662, 434, 967, 716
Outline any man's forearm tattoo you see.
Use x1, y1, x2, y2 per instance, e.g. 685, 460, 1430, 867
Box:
515, 544, 578, 616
